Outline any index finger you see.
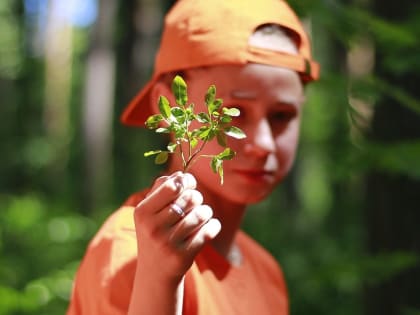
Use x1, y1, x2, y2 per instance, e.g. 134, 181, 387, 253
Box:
136, 172, 197, 215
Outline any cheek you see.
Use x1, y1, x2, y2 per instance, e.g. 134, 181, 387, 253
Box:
275, 121, 301, 164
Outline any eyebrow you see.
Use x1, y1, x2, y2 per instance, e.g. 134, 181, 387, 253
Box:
230, 90, 257, 99
230, 89, 305, 107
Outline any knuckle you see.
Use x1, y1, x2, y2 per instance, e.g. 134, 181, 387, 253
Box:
176, 189, 203, 209
149, 175, 169, 192
190, 189, 203, 205
162, 178, 182, 195
149, 225, 162, 239
155, 175, 168, 185
195, 205, 213, 222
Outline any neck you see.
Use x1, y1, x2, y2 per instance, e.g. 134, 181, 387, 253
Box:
196, 180, 246, 262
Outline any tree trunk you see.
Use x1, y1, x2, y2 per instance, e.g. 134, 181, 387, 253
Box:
82, 0, 118, 212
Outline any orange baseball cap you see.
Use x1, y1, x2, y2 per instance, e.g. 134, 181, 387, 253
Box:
121, 0, 320, 126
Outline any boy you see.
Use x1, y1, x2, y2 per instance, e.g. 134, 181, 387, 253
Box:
67, 0, 319, 314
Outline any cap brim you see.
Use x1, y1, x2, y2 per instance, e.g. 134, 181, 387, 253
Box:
120, 78, 157, 127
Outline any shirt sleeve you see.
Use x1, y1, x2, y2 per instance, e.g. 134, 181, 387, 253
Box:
66, 206, 138, 315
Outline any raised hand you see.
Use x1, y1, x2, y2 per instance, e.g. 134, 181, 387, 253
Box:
134, 171, 221, 283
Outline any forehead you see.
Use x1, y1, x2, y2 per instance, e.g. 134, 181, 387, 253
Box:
186, 64, 304, 106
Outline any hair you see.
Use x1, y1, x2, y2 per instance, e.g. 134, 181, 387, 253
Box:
249, 23, 299, 54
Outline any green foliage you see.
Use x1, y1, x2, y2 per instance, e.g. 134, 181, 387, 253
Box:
1, 0, 419, 314
0, 194, 97, 314
144, 75, 245, 184
0, 0, 22, 79
350, 75, 420, 116
351, 140, 420, 179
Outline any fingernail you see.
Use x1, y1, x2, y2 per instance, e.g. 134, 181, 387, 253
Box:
174, 177, 184, 193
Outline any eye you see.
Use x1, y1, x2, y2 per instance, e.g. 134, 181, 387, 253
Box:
269, 109, 297, 124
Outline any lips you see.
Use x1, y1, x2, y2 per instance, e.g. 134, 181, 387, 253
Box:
233, 169, 276, 183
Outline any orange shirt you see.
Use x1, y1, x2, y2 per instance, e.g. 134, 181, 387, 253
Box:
67, 192, 289, 315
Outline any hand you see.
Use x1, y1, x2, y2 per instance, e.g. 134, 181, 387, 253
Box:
133, 171, 221, 284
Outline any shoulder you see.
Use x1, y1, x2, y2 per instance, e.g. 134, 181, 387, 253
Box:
237, 230, 287, 282
86, 189, 149, 275
237, 230, 277, 264
68, 190, 148, 314
88, 189, 149, 255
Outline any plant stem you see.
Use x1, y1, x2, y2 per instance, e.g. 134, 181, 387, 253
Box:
177, 140, 187, 170
184, 139, 207, 171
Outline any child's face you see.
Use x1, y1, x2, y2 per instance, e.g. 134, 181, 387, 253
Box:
180, 63, 304, 205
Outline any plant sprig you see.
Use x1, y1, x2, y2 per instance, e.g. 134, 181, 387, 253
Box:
144, 75, 246, 184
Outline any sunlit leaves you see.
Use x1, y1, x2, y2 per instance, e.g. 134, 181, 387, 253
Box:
217, 147, 236, 160
197, 112, 210, 123
145, 114, 163, 129
205, 85, 216, 105
155, 151, 169, 164
223, 107, 240, 117
172, 75, 188, 106
158, 96, 171, 118
143, 75, 246, 184
208, 99, 223, 114
144, 150, 169, 165
167, 142, 177, 153
209, 148, 235, 184
224, 126, 246, 139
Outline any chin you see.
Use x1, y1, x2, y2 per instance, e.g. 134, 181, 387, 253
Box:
227, 184, 277, 205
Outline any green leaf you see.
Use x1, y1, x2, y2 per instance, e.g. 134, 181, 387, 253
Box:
210, 157, 222, 174
224, 126, 246, 139
222, 107, 240, 117
173, 125, 186, 139
167, 142, 177, 153
197, 127, 211, 140
185, 104, 195, 121
145, 114, 163, 129
156, 127, 170, 134
172, 75, 188, 106
155, 151, 169, 164
185, 106, 194, 121
205, 85, 216, 105
144, 150, 162, 157
171, 107, 186, 124
190, 137, 198, 149
208, 98, 223, 114
216, 131, 227, 147
217, 147, 236, 160
220, 115, 232, 124
171, 107, 184, 118
158, 96, 171, 118
210, 157, 224, 184
207, 128, 217, 141
197, 112, 210, 123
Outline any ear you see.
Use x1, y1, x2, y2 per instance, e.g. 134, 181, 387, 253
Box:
150, 80, 173, 115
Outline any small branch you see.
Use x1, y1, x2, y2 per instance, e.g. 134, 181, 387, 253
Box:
177, 140, 187, 170
185, 139, 207, 171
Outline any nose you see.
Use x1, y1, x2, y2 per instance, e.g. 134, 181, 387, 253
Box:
244, 118, 276, 157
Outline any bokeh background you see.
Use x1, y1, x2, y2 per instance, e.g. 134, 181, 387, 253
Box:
1, 0, 419, 314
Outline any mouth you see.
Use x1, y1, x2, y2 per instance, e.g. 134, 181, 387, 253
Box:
233, 169, 276, 183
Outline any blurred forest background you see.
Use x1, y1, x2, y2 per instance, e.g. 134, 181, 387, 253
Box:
0, 0, 419, 314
